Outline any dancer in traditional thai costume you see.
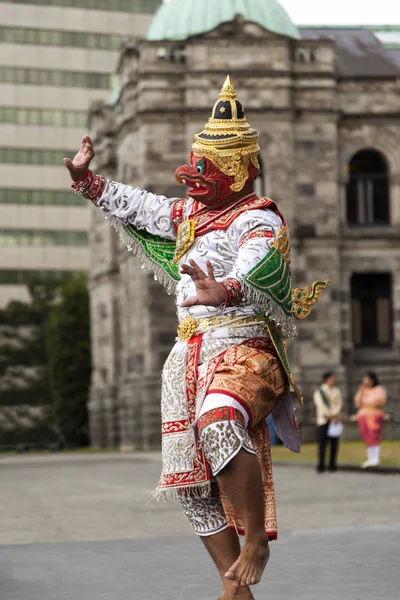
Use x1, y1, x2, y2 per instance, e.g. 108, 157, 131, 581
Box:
354, 372, 387, 468
64, 77, 328, 600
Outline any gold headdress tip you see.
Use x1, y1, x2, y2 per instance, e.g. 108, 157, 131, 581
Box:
220, 75, 237, 100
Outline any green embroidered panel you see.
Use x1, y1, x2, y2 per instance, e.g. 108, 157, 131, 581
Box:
244, 246, 292, 316
267, 324, 304, 404
124, 225, 180, 282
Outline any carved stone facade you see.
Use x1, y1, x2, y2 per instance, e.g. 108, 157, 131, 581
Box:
88, 20, 400, 448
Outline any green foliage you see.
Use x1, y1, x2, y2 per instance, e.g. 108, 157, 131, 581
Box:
0, 283, 58, 406
0, 275, 91, 448
0, 407, 59, 447
45, 273, 91, 447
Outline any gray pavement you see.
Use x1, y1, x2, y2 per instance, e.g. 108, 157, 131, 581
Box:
0, 453, 399, 600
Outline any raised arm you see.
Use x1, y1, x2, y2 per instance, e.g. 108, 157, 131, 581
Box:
64, 136, 180, 240
354, 385, 365, 408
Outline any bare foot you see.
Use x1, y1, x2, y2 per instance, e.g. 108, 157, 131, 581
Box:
225, 534, 270, 587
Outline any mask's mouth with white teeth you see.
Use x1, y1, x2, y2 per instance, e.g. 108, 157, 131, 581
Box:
175, 166, 217, 201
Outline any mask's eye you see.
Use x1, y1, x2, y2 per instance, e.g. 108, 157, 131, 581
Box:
195, 158, 205, 175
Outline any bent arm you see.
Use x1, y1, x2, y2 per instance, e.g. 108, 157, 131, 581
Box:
354, 386, 364, 408
72, 169, 180, 240
330, 389, 343, 417
221, 209, 283, 306
313, 390, 330, 420
218, 210, 295, 337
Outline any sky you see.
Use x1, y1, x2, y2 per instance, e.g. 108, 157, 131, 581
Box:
163, 0, 400, 26
278, 0, 400, 26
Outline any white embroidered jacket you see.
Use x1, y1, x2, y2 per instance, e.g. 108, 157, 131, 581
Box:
73, 172, 295, 338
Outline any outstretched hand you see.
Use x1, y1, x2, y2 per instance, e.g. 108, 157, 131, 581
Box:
180, 260, 226, 307
63, 135, 95, 182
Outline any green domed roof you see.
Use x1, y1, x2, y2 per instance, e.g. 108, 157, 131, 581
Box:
147, 0, 300, 42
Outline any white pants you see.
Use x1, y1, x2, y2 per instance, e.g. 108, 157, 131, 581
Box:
179, 393, 255, 537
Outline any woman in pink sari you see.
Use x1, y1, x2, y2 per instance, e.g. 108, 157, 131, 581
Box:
354, 372, 387, 467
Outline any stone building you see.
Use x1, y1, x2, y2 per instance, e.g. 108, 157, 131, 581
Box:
87, 0, 400, 448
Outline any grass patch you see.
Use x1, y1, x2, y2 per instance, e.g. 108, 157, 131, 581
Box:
272, 440, 400, 466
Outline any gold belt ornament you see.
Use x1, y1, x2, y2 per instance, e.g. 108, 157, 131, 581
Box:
177, 314, 266, 343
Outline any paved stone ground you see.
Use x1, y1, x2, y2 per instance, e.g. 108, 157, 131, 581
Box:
0, 453, 399, 600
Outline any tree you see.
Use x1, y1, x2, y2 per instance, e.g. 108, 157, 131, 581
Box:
0, 283, 57, 407
45, 274, 91, 447
0, 283, 59, 446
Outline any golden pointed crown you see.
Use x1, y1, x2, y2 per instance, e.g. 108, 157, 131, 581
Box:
192, 76, 260, 192
192, 75, 259, 156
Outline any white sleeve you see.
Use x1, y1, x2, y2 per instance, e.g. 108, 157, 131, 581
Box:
227, 209, 283, 280
72, 170, 180, 240
313, 390, 330, 418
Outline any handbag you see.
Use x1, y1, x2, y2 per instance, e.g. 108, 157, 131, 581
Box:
327, 420, 343, 438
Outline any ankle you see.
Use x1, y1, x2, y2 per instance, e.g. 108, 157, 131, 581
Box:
244, 530, 269, 546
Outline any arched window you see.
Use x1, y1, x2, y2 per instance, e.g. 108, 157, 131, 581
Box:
254, 156, 267, 198
346, 150, 390, 225
351, 273, 392, 347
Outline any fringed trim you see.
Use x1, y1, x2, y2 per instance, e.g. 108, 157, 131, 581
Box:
149, 481, 212, 503
108, 216, 178, 295
242, 281, 297, 339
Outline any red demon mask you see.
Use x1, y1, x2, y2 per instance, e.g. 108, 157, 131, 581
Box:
175, 152, 260, 205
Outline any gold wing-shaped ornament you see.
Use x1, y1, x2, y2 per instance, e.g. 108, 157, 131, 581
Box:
292, 280, 330, 320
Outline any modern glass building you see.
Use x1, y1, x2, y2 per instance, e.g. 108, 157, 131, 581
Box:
0, 0, 161, 306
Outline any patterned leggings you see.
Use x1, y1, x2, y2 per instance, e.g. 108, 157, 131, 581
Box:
179, 392, 255, 537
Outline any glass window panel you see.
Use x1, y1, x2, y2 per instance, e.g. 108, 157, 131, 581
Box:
52, 31, 63, 45
5, 68, 14, 82
14, 29, 24, 43
78, 112, 87, 127
20, 151, 28, 164
7, 148, 17, 162
5, 108, 15, 122
30, 150, 41, 164
52, 71, 63, 86
31, 110, 40, 125
40, 110, 52, 125
38, 30, 48, 44
53, 110, 64, 125
15, 69, 25, 83
43, 151, 50, 164
111, 36, 121, 50
15, 109, 26, 124
63, 71, 75, 86
65, 111, 75, 126
27, 29, 37, 44
39, 70, 50, 84
87, 35, 97, 49
4, 29, 14, 43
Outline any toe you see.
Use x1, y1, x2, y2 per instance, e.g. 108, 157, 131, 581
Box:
225, 569, 236, 581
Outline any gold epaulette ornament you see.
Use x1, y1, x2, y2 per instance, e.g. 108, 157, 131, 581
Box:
172, 219, 195, 264
292, 280, 330, 320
